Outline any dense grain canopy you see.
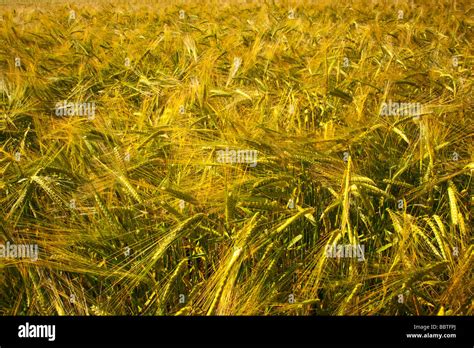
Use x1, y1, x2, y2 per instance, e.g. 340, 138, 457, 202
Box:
0, 0, 472, 316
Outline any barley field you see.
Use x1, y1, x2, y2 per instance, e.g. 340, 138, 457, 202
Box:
0, 0, 473, 316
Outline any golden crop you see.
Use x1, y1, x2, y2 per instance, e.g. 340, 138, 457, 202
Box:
0, 0, 472, 315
